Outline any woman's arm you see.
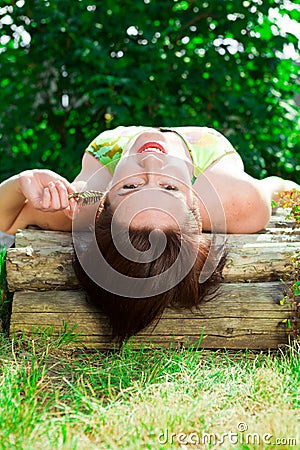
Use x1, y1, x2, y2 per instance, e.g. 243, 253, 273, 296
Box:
257, 176, 299, 201
0, 153, 112, 234
0, 170, 76, 234
193, 154, 300, 233
0, 174, 27, 232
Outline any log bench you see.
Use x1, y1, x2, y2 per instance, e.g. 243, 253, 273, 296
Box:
6, 211, 300, 349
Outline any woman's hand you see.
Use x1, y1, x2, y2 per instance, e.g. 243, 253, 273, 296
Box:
18, 169, 77, 217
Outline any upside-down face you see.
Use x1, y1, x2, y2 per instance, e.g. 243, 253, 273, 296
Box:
107, 130, 195, 230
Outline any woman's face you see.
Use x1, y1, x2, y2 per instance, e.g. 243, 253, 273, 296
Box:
108, 130, 195, 229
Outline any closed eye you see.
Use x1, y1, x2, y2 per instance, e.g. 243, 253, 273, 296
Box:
122, 183, 141, 189
122, 184, 179, 191
160, 184, 179, 191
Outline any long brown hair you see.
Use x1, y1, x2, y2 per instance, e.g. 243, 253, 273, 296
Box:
73, 195, 226, 343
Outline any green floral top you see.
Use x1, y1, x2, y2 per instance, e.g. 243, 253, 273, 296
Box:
85, 126, 239, 183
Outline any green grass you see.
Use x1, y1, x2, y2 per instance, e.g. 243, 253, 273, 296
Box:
0, 248, 299, 449
0, 332, 299, 450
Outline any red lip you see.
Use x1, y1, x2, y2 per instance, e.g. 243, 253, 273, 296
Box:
137, 142, 167, 154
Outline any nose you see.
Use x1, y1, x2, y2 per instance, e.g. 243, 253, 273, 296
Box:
138, 153, 165, 170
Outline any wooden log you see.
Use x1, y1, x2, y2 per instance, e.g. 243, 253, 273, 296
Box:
7, 208, 299, 350
9, 283, 291, 349
14, 228, 300, 248
6, 246, 79, 291
268, 212, 296, 228
15, 229, 74, 247
6, 235, 300, 291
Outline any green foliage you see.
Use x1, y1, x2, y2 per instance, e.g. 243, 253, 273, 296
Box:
0, 247, 12, 333
0, 0, 299, 181
276, 189, 300, 340
276, 189, 300, 224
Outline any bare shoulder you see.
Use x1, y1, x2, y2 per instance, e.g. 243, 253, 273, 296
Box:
73, 153, 113, 191
193, 155, 271, 233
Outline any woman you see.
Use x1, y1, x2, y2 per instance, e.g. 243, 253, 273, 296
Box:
0, 126, 299, 341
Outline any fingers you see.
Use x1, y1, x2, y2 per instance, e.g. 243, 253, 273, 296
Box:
63, 199, 77, 220
40, 180, 72, 211
40, 187, 51, 209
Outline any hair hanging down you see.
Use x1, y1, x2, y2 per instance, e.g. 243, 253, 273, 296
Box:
73, 194, 227, 344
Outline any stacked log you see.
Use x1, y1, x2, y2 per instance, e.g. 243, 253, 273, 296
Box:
6, 213, 299, 349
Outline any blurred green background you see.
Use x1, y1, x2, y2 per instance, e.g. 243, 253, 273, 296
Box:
0, 0, 299, 182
